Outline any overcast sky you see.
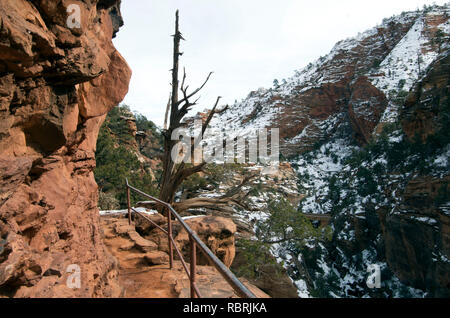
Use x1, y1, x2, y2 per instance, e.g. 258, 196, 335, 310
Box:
113, 0, 448, 127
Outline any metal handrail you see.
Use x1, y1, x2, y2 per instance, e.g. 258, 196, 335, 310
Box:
125, 179, 256, 299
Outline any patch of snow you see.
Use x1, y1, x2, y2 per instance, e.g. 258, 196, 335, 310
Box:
295, 279, 311, 298
99, 207, 157, 216
182, 215, 206, 220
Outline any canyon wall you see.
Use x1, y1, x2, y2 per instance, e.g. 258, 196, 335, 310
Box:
207, 5, 449, 297
381, 52, 450, 296
0, 0, 131, 297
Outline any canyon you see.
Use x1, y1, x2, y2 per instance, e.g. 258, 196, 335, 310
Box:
0, 0, 448, 299
204, 4, 449, 297
0, 0, 131, 297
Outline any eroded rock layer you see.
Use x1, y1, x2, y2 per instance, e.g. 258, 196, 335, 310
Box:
0, 0, 131, 297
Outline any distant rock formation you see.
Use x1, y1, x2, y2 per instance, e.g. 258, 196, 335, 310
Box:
209, 7, 449, 157
0, 0, 131, 297
382, 52, 450, 295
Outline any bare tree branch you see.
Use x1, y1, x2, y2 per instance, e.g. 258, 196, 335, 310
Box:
177, 71, 213, 109
159, 11, 240, 209
201, 96, 221, 134
169, 10, 181, 121
163, 93, 171, 130
172, 97, 231, 191
222, 173, 258, 198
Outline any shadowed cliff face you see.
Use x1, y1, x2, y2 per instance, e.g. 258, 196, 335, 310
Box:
382, 52, 450, 296
0, 0, 131, 297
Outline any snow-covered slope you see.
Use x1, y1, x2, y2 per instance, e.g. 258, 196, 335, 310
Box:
197, 4, 450, 298
205, 5, 449, 158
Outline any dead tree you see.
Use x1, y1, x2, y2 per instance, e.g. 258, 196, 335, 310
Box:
158, 11, 254, 213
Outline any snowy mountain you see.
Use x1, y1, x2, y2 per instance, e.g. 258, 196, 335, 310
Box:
202, 4, 450, 298
209, 5, 448, 155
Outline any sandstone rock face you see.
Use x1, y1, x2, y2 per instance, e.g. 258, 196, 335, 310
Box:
231, 248, 299, 298
144, 216, 237, 268
177, 216, 237, 268
136, 130, 163, 166
0, 0, 131, 297
348, 77, 388, 145
402, 52, 450, 142
100, 215, 269, 298
380, 176, 450, 296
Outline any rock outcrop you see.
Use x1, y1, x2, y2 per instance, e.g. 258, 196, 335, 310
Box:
231, 248, 299, 298
0, 0, 131, 297
381, 176, 450, 296
97, 105, 162, 185
101, 214, 269, 298
402, 49, 450, 142
176, 216, 237, 268
140, 215, 237, 268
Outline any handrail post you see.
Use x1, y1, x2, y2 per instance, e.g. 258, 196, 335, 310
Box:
190, 236, 197, 298
124, 179, 257, 298
126, 185, 131, 225
167, 208, 174, 269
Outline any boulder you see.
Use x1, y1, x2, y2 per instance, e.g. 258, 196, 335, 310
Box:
143, 251, 170, 266
145, 216, 237, 268
134, 213, 166, 235
176, 216, 237, 268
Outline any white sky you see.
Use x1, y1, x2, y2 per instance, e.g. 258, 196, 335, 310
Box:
113, 0, 448, 127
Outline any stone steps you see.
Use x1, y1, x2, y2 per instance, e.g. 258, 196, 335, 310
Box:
100, 215, 270, 298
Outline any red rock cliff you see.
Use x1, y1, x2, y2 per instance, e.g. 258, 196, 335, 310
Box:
0, 0, 131, 297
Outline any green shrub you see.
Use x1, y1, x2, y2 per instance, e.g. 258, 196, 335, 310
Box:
182, 171, 208, 197
234, 239, 281, 279
98, 190, 120, 210
372, 59, 382, 69
357, 167, 377, 196
95, 106, 159, 208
